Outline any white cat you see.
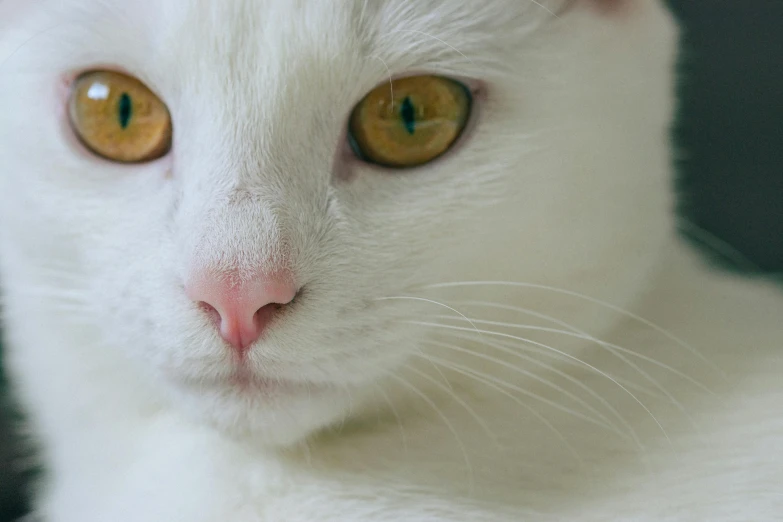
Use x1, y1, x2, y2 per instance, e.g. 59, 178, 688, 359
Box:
1, 0, 781, 520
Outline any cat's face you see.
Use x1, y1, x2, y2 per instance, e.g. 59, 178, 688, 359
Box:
0, 0, 677, 446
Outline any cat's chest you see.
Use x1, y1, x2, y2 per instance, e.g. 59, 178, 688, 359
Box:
46, 387, 783, 522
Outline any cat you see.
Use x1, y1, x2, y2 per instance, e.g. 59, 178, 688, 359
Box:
1, 0, 782, 520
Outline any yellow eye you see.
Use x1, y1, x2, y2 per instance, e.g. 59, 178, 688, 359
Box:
348, 75, 472, 168
68, 71, 172, 163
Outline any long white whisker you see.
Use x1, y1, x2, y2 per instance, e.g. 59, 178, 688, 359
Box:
387, 373, 475, 493
422, 281, 724, 377
416, 346, 454, 391
370, 54, 394, 110
402, 363, 501, 449
373, 383, 408, 454
421, 339, 633, 443
677, 218, 762, 273
460, 332, 667, 400
410, 321, 670, 442
432, 318, 667, 402
375, 296, 484, 339
524, 0, 558, 17
416, 351, 586, 465
439, 301, 714, 395
425, 314, 703, 430
421, 338, 628, 439
376, 295, 487, 387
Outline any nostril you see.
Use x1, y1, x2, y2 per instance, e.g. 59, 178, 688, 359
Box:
254, 301, 284, 328
197, 301, 222, 328
185, 270, 300, 354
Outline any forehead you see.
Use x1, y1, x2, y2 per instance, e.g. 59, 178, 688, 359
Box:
38, 0, 544, 79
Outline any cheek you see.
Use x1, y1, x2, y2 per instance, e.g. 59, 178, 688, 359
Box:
91, 249, 189, 362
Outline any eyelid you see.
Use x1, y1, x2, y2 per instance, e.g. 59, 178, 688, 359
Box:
354, 72, 485, 106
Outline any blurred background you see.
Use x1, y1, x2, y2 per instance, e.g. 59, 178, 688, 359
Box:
1, 1, 782, 520
670, 0, 783, 274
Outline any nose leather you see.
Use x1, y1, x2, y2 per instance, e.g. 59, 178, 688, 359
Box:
185, 270, 296, 354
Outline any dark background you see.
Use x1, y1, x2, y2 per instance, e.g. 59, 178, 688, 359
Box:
671, 0, 783, 274
1, 1, 782, 519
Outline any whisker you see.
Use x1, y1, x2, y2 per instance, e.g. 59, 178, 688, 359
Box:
375, 296, 484, 339
421, 338, 629, 440
376, 295, 488, 386
415, 350, 586, 465
409, 321, 670, 442
421, 281, 724, 378
372, 383, 408, 454
420, 339, 633, 443
370, 54, 394, 109
439, 301, 714, 395
402, 362, 501, 449
425, 314, 703, 430
523, 0, 559, 17
427, 301, 708, 433
435, 316, 709, 428
415, 346, 453, 391
388, 373, 475, 493
465, 333, 667, 400
423, 336, 643, 451
678, 218, 762, 273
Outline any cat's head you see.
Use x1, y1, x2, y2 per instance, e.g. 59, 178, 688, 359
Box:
0, 0, 677, 446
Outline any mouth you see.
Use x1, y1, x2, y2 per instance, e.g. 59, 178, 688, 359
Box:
230, 368, 294, 391
186, 367, 322, 398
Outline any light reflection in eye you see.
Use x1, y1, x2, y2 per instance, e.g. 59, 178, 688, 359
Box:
86, 82, 110, 101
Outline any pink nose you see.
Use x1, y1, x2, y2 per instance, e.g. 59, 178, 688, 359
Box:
185, 270, 297, 354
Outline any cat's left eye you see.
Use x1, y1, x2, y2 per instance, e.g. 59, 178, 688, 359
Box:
68, 71, 172, 163
348, 75, 472, 169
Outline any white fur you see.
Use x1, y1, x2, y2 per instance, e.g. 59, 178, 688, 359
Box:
0, 0, 781, 520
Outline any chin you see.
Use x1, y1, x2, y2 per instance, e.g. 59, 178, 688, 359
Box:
167, 376, 355, 447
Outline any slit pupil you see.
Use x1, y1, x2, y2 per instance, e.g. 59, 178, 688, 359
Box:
118, 93, 133, 129
400, 97, 416, 135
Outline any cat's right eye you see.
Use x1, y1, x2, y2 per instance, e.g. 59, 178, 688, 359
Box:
68, 71, 172, 163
